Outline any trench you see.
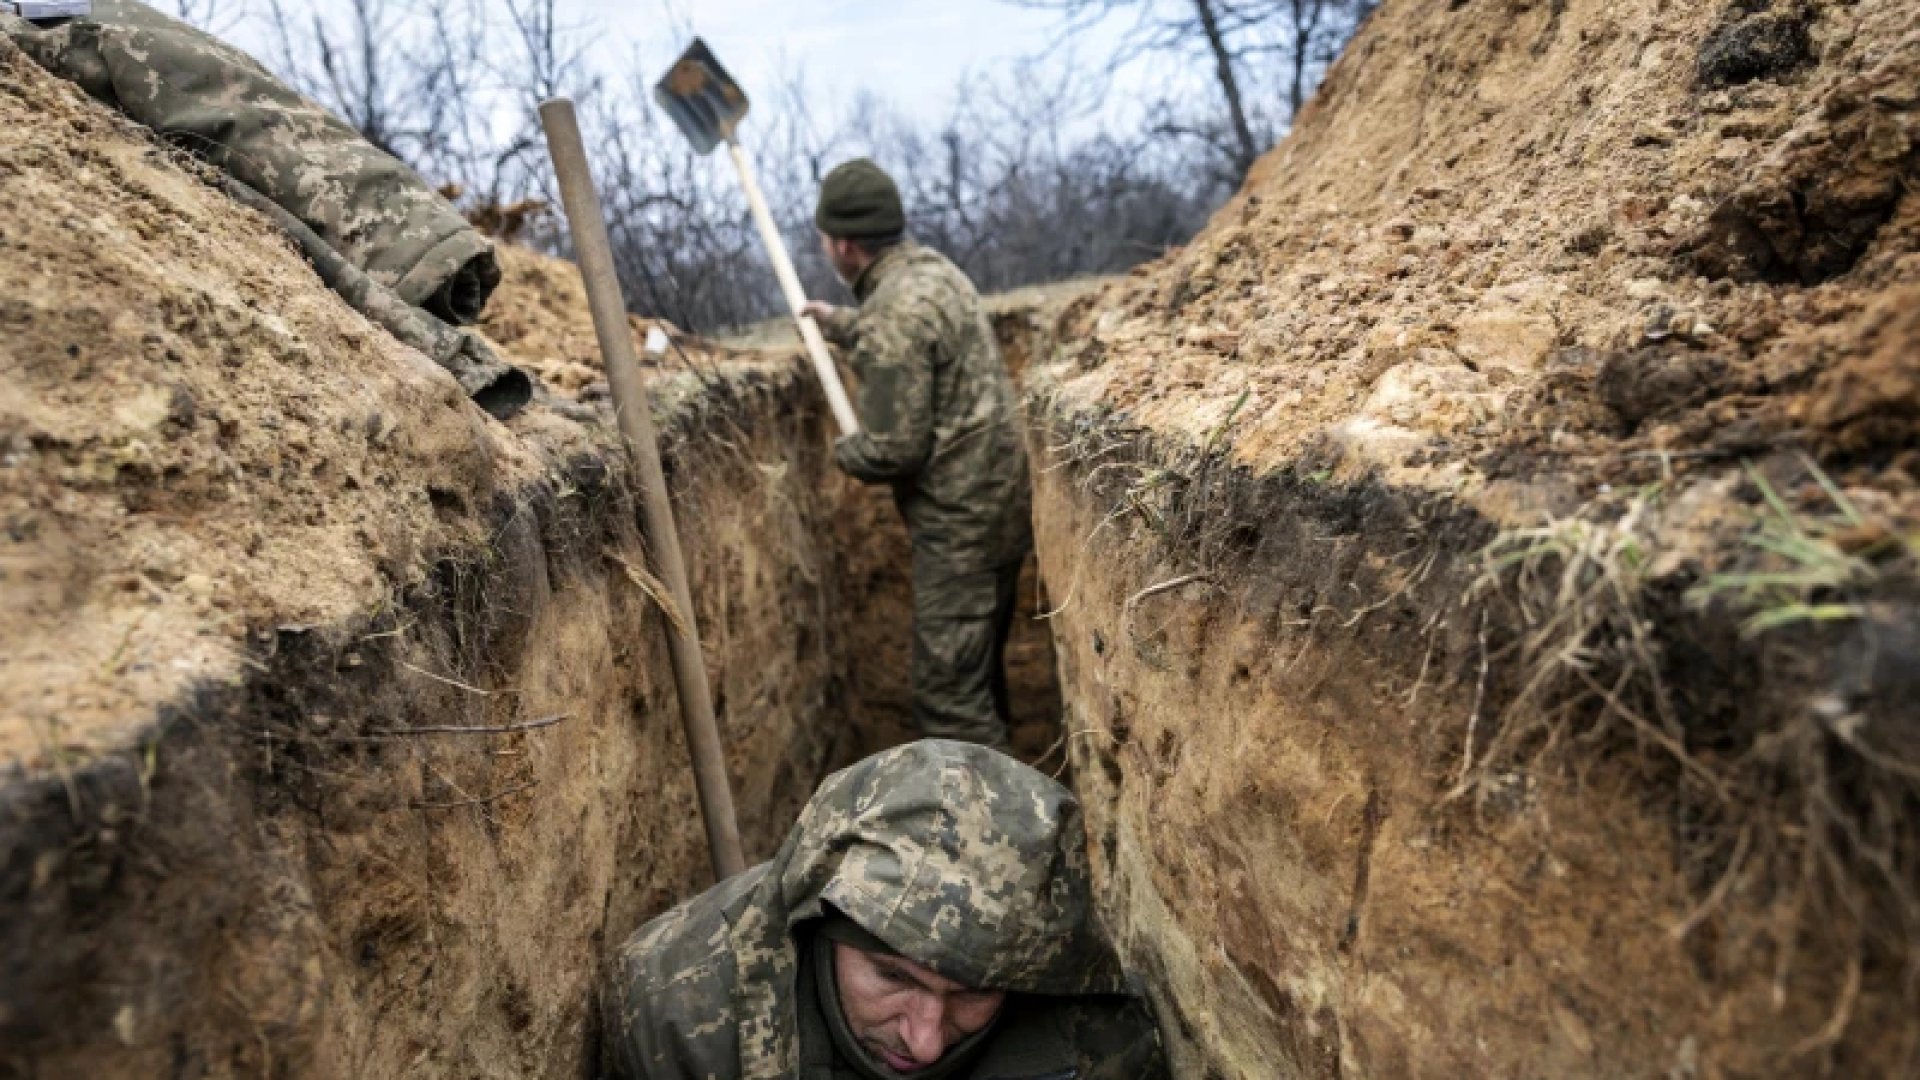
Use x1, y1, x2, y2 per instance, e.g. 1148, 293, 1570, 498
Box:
9, 0, 1920, 1066
0, 342, 1067, 1078
8, 279, 1911, 1079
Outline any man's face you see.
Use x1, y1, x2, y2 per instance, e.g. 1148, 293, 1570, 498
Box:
818, 231, 865, 286
832, 942, 1006, 1072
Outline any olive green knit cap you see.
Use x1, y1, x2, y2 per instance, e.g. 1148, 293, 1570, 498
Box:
815, 158, 906, 238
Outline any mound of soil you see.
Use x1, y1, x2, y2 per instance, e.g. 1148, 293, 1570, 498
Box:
0, 34, 523, 778
1026, 0, 1920, 1075
1054, 0, 1918, 492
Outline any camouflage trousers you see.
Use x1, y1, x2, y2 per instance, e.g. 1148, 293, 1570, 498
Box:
910, 557, 1024, 751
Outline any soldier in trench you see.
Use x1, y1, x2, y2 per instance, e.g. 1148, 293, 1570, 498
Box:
801, 161, 1034, 752
602, 739, 1169, 1079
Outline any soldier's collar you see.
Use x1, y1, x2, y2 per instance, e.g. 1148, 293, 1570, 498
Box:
852, 240, 914, 302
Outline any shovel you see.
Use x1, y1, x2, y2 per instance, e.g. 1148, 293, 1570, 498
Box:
653, 38, 861, 437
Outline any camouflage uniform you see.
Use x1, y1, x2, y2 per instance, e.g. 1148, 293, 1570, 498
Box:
819, 243, 1033, 749
1, 1, 529, 416
603, 740, 1168, 1080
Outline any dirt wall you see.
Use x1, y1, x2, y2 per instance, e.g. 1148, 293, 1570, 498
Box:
1026, 0, 1920, 1074
4, 393, 860, 1077
0, 40, 902, 1077
1030, 433, 1915, 1076
0, 25, 1080, 1069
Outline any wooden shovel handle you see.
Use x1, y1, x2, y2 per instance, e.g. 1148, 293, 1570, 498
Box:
727, 141, 862, 437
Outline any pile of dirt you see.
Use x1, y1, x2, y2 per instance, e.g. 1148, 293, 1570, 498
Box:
1055, 0, 1918, 491
0, 34, 528, 780
1025, 0, 1919, 1075
480, 243, 789, 399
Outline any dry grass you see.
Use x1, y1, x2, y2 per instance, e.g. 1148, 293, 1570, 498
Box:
1469, 462, 1920, 1060
1691, 456, 1919, 637
1460, 487, 1725, 798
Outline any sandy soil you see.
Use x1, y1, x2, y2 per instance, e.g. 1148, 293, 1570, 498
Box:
1024, 0, 1920, 1074
0, 37, 957, 1075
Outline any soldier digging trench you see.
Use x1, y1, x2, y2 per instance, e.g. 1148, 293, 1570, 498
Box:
539, 93, 1154, 1076
803, 162, 1035, 753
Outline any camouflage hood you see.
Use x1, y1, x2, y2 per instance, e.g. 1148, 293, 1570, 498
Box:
607, 741, 1128, 1079
757, 739, 1122, 995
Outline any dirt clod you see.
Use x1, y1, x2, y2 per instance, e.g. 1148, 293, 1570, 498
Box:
1690, 73, 1918, 285
1697, 1, 1815, 89
1596, 347, 1729, 429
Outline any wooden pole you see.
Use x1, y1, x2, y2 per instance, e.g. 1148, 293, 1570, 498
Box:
539, 98, 747, 882
726, 139, 861, 437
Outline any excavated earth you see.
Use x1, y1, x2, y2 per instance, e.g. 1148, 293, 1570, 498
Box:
1028, 0, 1920, 1076
0, 37, 1059, 1077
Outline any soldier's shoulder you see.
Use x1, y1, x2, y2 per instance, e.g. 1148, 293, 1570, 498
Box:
879, 244, 976, 307
966, 993, 1168, 1080
1058, 994, 1170, 1079
603, 869, 766, 1078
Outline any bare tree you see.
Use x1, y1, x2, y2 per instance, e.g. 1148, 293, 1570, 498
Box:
1007, 0, 1271, 176
1264, 0, 1377, 118
163, 0, 240, 33
235, 0, 1244, 333
1006, 0, 1373, 177
262, 0, 452, 163
259, 0, 592, 217
472, 0, 596, 207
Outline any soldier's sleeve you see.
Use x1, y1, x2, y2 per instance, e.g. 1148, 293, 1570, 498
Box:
832, 304, 938, 483
602, 878, 755, 1079
812, 305, 858, 348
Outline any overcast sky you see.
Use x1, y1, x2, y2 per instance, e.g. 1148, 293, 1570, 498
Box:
221, 0, 1151, 132
622, 0, 1139, 124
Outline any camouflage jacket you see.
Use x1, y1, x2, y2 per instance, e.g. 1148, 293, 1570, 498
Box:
822, 244, 1032, 576
604, 741, 1168, 1080
2, 0, 496, 326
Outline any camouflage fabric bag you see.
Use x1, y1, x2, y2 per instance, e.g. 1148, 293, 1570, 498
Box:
604, 740, 1168, 1080
4, 0, 497, 327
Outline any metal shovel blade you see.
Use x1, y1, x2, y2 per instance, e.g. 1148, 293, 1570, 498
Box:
653, 38, 750, 156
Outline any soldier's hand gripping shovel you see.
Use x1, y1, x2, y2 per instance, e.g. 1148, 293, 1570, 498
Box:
653, 38, 861, 437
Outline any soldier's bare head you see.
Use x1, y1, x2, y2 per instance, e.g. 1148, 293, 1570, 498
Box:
831, 941, 1005, 1072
